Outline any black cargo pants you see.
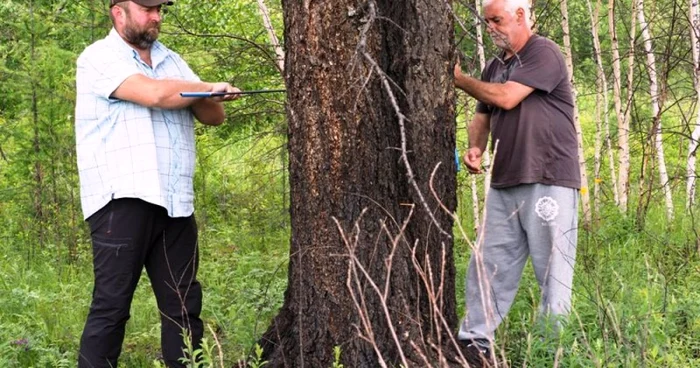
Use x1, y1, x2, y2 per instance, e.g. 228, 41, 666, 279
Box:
78, 198, 202, 368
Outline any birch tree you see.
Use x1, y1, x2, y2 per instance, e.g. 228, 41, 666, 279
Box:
476, 0, 491, 195
687, 0, 700, 209
609, 0, 630, 212
560, 0, 592, 224
636, 0, 673, 220
467, 0, 489, 229
586, 0, 616, 213
256, 0, 284, 73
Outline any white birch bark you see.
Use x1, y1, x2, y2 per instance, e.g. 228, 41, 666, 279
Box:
627, 0, 640, 215
687, 0, 700, 209
256, 0, 285, 73
637, 0, 673, 220
586, 0, 616, 211
594, 75, 602, 214
475, 0, 491, 193
560, 0, 591, 223
609, 0, 630, 212
469, 0, 489, 229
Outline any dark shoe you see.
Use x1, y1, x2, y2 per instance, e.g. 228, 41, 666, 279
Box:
459, 339, 493, 367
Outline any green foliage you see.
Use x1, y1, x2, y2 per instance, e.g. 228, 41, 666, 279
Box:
2, 0, 700, 366
332, 346, 344, 368
178, 330, 221, 368
247, 344, 268, 368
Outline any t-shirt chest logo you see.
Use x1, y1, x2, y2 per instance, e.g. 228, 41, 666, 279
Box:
535, 196, 559, 222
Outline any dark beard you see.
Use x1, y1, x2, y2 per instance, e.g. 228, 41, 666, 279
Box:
123, 23, 160, 50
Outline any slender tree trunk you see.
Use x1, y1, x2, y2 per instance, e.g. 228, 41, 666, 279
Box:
637, 0, 673, 220
256, 0, 285, 73
587, 0, 610, 214
255, 0, 288, 224
609, 0, 630, 212
474, 0, 491, 193
466, 104, 481, 231
627, 0, 638, 212
687, 0, 700, 209
30, 0, 44, 250
588, 0, 617, 210
468, 0, 489, 231
561, 0, 591, 224
636, 141, 653, 229
594, 77, 603, 214
260, 0, 458, 366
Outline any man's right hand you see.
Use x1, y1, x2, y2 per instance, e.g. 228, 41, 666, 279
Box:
209, 82, 241, 102
463, 147, 483, 174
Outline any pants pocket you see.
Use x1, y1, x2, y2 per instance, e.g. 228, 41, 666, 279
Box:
92, 236, 137, 294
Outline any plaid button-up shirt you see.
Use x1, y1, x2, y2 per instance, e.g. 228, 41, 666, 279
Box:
75, 28, 200, 220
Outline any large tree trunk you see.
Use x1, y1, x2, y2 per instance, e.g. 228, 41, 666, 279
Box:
259, 0, 458, 367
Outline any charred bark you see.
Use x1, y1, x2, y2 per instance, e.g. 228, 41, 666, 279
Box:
259, 0, 458, 367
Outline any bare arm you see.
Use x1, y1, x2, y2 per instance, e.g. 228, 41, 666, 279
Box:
190, 82, 241, 126
111, 74, 240, 125
454, 63, 534, 110
190, 98, 225, 126
469, 112, 490, 152
463, 112, 490, 174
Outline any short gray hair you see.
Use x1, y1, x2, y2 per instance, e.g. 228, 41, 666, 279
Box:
484, 0, 532, 27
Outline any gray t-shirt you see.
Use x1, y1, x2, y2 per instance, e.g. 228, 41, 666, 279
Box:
476, 35, 581, 189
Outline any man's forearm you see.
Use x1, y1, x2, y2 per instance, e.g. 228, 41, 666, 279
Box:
455, 71, 535, 111
455, 73, 507, 109
112, 74, 213, 110
147, 79, 213, 110
191, 99, 225, 126
468, 113, 490, 151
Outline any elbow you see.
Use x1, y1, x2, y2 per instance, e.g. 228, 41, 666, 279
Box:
199, 113, 225, 126
500, 102, 518, 111
145, 85, 179, 108
137, 91, 165, 108
193, 100, 225, 125
144, 97, 162, 108
151, 89, 175, 108
209, 117, 225, 126
493, 97, 519, 111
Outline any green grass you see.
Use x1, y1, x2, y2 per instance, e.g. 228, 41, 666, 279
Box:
3, 130, 700, 366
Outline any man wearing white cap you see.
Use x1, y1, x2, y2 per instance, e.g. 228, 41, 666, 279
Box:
75, 1, 239, 366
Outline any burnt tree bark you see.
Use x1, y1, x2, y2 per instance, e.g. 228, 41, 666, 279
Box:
259, 0, 458, 367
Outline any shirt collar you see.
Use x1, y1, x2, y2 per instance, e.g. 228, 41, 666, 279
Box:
107, 28, 168, 68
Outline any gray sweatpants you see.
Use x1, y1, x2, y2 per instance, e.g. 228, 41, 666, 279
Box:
458, 183, 579, 342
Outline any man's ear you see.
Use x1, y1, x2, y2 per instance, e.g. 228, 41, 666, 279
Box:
516, 7, 525, 24
111, 4, 125, 22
